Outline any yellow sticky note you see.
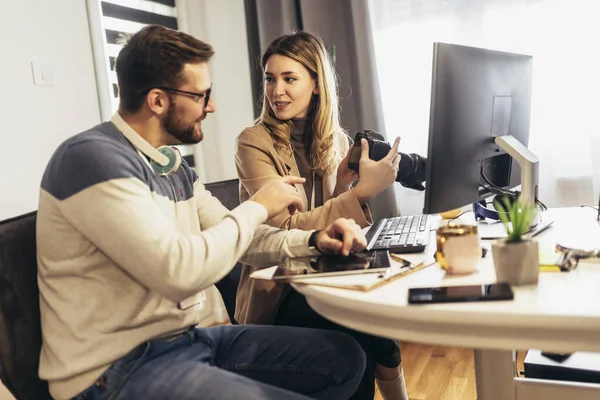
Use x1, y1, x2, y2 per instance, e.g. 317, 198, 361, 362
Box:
539, 251, 563, 271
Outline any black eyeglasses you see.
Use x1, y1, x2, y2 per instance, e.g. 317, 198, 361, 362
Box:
156, 86, 212, 108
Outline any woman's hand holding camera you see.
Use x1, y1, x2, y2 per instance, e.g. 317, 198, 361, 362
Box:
353, 137, 401, 204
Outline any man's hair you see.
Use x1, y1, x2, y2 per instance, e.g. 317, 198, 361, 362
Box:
115, 25, 214, 113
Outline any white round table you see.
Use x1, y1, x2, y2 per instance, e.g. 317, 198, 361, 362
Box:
293, 207, 600, 400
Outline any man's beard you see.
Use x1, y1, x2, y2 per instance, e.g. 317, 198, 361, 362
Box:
163, 101, 203, 144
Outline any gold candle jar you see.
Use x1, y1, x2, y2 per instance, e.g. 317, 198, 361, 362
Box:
435, 224, 481, 274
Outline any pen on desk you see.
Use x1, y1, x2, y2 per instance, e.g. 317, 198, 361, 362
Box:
531, 221, 553, 237
389, 253, 412, 265
390, 253, 437, 270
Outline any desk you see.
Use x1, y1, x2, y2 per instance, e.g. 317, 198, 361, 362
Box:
293, 207, 600, 400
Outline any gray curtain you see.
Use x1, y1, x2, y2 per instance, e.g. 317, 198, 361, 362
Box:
245, 0, 300, 117
245, 0, 399, 219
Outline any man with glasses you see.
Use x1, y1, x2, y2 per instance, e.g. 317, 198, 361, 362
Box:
158, 85, 212, 108
37, 25, 367, 400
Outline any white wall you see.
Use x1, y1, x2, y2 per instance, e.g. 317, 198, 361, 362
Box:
0, 0, 101, 220
178, 0, 255, 183
0, 0, 254, 222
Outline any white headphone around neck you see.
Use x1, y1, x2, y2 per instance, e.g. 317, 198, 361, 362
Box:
148, 145, 182, 176
113, 114, 182, 176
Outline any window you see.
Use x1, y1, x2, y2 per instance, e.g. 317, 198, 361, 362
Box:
368, 0, 600, 213
86, 0, 179, 120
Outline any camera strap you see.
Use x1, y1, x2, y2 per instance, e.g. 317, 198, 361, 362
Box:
310, 172, 316, 211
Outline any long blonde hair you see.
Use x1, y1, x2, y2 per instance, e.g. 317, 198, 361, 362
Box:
257, 31, 345, 176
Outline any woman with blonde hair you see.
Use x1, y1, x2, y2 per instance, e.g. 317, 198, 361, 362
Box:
234, 31, 408, 400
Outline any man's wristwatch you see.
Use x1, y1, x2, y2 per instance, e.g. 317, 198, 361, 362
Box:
308, 230, 322, 253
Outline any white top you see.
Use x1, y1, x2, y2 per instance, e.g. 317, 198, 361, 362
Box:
293, 207, 600, 353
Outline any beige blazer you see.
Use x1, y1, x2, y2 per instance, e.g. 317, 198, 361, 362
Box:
234, 123, 373, 324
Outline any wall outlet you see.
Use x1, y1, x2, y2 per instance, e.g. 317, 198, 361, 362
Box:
31, 61, 54, 87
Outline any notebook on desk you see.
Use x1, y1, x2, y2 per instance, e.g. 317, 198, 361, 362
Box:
250, 254, 435, 291
250, 265, 404, 291
365, 214, 431, 253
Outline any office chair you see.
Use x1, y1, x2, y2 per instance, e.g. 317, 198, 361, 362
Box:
204, 178, 243, 324
0, 211, 52, 400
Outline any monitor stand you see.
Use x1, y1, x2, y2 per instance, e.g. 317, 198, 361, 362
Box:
494, 135, 539, 208
475, 135, 553, 239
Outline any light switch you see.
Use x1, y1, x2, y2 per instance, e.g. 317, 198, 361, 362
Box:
31, 61, 54, 87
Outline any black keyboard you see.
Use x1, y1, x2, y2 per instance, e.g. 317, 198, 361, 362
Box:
365, 215, 431, 253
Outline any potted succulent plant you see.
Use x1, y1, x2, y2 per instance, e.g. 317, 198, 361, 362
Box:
492, 196, 539, 285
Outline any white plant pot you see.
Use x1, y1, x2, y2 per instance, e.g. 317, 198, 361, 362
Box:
492, 238, 539, 286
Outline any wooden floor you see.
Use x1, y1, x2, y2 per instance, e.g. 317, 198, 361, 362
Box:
374, 343, 527, 400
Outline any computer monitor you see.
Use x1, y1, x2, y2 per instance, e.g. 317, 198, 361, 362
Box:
423, 42, 537, 215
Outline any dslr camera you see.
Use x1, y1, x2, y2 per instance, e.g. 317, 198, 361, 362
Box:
348, 129, 427, 191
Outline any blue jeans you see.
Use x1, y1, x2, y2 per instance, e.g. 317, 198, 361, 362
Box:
73, 325, 366, 400
275, 288, 401, 400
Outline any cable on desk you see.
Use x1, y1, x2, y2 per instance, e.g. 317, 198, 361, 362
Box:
580, 203, 600, 223
446, 210, 473, 226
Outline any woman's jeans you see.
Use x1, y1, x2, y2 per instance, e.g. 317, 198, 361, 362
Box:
275, 288, 402, 400
73, 324, 366, 400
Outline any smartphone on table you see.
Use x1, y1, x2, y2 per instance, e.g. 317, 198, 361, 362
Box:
407, 282, 514, 304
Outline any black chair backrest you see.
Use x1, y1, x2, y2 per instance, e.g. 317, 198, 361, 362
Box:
205, 178, 241, 212
0, 211, 52, 400
204, 179, 242, 324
